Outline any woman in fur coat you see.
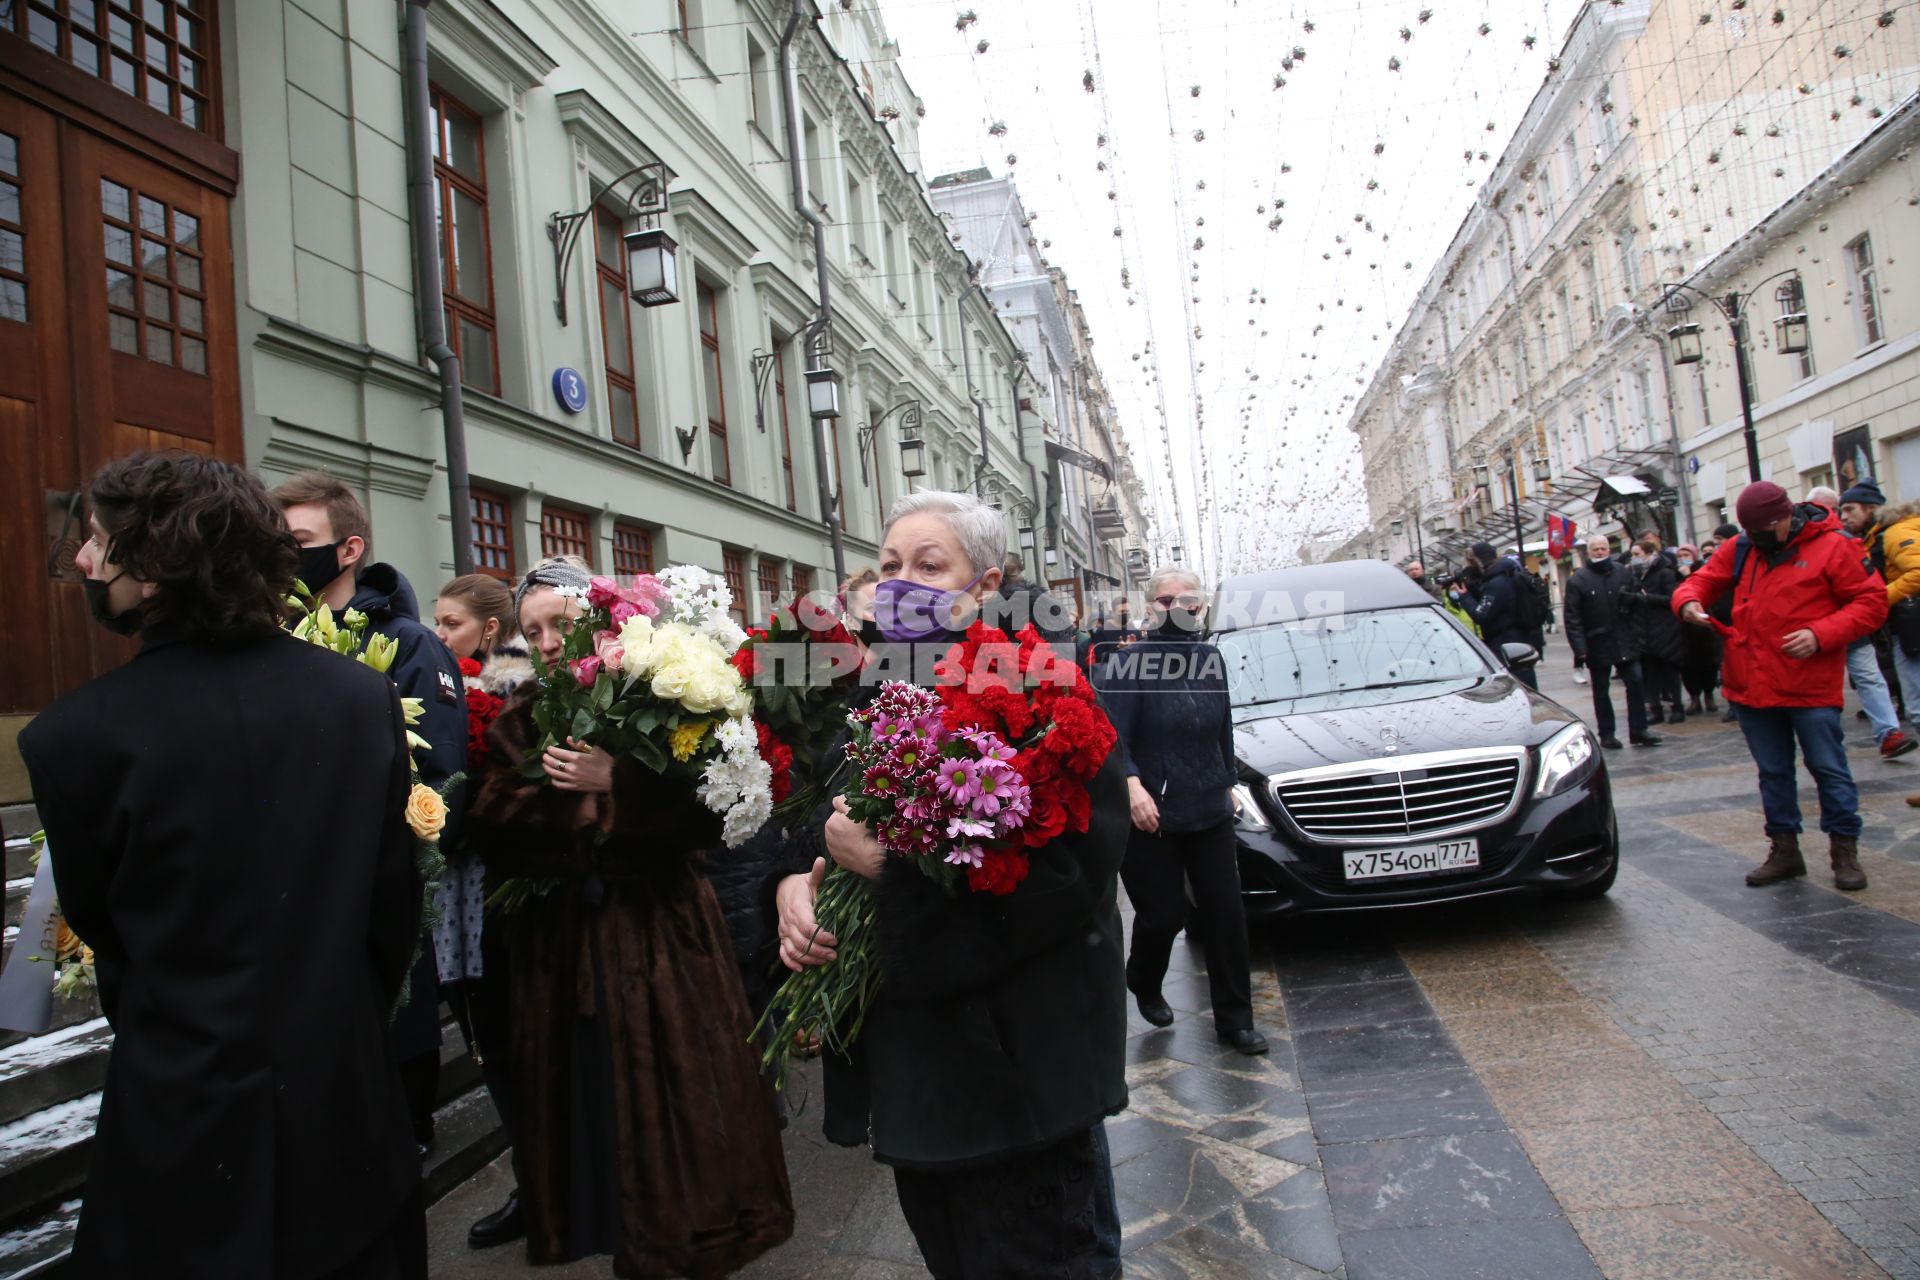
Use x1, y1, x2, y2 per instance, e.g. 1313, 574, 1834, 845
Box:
434, 574, 536, 1249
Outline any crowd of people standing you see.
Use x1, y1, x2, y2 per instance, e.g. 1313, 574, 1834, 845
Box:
20, 450, 1287, 1280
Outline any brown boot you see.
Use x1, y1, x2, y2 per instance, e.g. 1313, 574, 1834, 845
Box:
1830, 835, 1868, 891
1746, 832, 1806, 886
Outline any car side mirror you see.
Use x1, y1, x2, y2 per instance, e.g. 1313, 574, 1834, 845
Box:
1500, 642, 1541, 668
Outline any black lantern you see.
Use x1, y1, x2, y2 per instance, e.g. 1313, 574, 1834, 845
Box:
1775, 310, 1810, 355
804, 366, 842, 420
1018, 525, 1036, 552
899, 435, 926, 479
1390, 517, 1405, 537
1532, 457, 1552, 486
1473, 461, 1491, 489
623, 227, 680, 307
1667, 322, 1705, 364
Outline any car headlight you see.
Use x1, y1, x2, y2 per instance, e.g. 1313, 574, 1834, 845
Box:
1232, 782, 1270, 831
1533, 723, 1597, 798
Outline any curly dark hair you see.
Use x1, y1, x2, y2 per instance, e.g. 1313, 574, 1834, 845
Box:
90, 452, 299, 642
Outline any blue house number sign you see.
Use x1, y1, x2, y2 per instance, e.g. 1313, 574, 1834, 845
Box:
552, 367, 589, 414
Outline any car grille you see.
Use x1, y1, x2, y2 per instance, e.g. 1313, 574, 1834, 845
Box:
1272, 753, 1524, 843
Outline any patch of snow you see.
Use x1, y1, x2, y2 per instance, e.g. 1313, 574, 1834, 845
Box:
0, 1018, 109, 1081
0, 1198, 79, 1255
4, 880, 30, 896
0, 1092, 98, 1164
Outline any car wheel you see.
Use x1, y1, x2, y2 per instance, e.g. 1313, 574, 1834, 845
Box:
1556, 849, 1619, 900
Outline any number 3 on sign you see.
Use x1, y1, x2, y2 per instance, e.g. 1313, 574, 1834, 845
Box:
552, 367, 589, 414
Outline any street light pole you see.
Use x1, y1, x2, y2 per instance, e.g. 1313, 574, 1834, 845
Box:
1727, 303, 1764, 484
1508, 456, 1524, 564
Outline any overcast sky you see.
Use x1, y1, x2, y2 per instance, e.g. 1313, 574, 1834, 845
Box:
879, 0, 1587, 579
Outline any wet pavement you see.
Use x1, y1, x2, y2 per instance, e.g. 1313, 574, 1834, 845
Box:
428, 635, 1920, 1278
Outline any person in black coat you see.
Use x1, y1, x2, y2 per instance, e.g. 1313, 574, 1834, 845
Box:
17, 453, 425, 1279
1101, 568, 1267, 1056
1629, 537, 1688, 724
1564, 533, 1662, 750
1468, 542, 1543, 690
770, 491, 1127, 1278
274, 470, 468, 1155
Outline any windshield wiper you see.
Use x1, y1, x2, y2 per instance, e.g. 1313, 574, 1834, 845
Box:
1235, 678, 1442, 708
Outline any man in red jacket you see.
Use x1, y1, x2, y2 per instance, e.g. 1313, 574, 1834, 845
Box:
1674, 481, 1889, 890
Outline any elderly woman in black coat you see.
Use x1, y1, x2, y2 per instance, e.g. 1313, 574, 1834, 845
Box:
1630, 536, 1688, 724
769, 489, 1130, 1279
1102, 567, 1268, 1056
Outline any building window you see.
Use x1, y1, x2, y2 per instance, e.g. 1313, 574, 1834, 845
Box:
540, 507, 592, 564
101, 178, 209, 372
1694, 365, 1713, 432
1533, 308, 1551, 373
1560, 130, 1581, 188
612, 521, 655, 576
698, 281, 730, 485
0, 133, 25, 323
676, 0, 691, 40
1582, 257, 1603, 330
594, 207, 642, 449
1536, 165, 1555, 222
470, 488, 515, 581
12, 0, 217, 133
1635, 366, 1656, 437
845, 172, 864, 258
803, 116, 824, 206
430, 86, 498, 394
792, 565, 814, 599
772, 328, 797, 510
747, 36, 769, 131
722, 547, 748, 624
1617, 222, 1641, 296
757, 557, 783, 615
1848, 234, 1882, 347
1555, 283, 1576, 345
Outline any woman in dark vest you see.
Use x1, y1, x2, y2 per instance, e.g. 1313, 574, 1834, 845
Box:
1103, 568, 1268, 1055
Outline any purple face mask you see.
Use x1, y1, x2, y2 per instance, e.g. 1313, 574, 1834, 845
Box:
873, 570, 985, 643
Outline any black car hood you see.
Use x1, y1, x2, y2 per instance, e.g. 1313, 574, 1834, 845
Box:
1231, 674, 1579, 778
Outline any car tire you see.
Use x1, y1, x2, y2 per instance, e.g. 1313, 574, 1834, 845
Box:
1555, 849, 1619, 900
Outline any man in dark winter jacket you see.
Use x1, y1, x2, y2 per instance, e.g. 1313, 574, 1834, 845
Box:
1469, 542, 1543, 689
274, 470, 468, 1156
1565, 534, 1661, 749
1675, 482, 1889, 892
1628, 538, 1688, 724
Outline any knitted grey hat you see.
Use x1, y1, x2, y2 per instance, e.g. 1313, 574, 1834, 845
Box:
512, 556, 592, 620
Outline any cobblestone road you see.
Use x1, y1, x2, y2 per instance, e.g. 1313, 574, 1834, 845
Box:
428, 636, 1920, 1278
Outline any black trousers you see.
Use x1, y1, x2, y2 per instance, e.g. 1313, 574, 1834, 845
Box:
315, 1181, 427, 1280
1120, 819, 1252, 1033
1590, 658, 1649, 740
1642, 655, 1683, 710
893, 1128, 1119, 1280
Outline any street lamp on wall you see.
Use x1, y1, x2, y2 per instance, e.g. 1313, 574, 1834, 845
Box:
1657, 270, 1808, 484
547, 159, 677, 325
899, 432, 927, 479
804, 366, 842, 420
1774, 277, 1810, 354
1390, 518, 1405, 538
1532, 457, 1552, 487
1472, 461, 1491, 490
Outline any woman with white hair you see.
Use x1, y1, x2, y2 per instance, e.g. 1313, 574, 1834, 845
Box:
1101, 567, 1267, 1055
771, 490, 1130, 1277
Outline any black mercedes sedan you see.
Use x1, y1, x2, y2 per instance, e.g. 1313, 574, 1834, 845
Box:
1209, 560, 1617, 919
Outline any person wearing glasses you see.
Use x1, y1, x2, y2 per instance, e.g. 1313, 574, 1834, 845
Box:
1098, 569, 1267, 1055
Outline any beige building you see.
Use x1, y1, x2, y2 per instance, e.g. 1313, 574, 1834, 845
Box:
1345, 0, 1920, 573
1679, 94, 1920, 518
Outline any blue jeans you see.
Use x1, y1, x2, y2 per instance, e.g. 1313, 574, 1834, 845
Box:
1847, 641, 1900, 743
1732, 704, 1861, 837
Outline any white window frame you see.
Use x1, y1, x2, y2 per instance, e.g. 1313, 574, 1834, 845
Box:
1848, 234, 1883, 348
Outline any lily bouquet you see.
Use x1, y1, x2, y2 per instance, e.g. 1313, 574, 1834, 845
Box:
285, 584, 456, 1013
518, 566, 771, 849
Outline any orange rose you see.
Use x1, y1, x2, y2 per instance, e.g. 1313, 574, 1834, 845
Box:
405, 783, 447, 843
53, 918, 86, 962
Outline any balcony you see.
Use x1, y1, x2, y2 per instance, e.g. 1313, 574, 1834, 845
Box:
1092, 499, 1127, 536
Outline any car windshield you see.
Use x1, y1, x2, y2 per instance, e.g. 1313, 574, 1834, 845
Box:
1214, 606, 1491, 705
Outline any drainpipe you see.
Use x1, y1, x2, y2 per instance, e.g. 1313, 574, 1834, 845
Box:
779, 0, 847, 584
402, 0, 474, 575
1651, 337, 1700, 545
957, 286, 990, 495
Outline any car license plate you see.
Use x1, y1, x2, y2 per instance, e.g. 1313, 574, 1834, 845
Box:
1342, 839, 1480, 881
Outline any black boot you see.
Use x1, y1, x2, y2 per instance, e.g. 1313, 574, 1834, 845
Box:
1132, 987, 1175, 1028
469, 1191, 525, 1249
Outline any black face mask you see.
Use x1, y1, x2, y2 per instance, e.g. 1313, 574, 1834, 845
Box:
1749, 529, 1784, 554
857, 617, 884, 648
295, 541, 344, 596
84, 573, 143, 637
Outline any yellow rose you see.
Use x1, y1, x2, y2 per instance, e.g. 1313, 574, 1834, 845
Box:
405, 782, 447, 843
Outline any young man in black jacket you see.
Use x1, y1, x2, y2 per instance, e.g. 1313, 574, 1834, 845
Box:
272, 471, 469, 1164
20, 454, 425, 1279
1565, 534, 1663, 750
1469, 541, 1544, 689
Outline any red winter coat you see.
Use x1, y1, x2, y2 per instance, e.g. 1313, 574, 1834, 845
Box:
1671, 504, 1889, 708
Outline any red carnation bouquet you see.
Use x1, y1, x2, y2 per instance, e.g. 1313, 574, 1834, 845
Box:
732, 596, 865, 822
755, 622, 1115, 1082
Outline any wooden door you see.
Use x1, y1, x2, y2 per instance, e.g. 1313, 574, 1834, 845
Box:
0, 85, 237, 714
